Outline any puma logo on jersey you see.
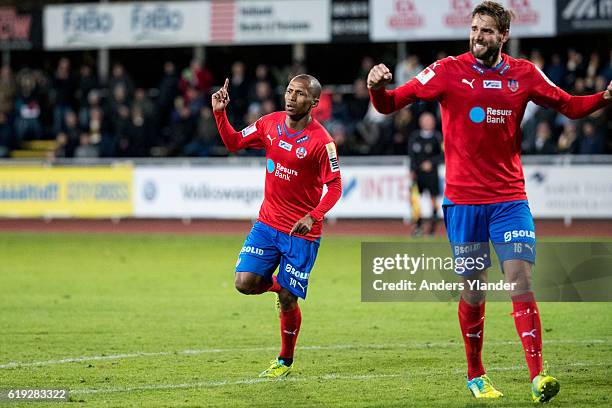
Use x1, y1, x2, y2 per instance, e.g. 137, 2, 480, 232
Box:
466, 330, 482, 339
283, 329, 298, 336
521, 329, 537, 338
266, 134, 276, 145
462, 78, 475, 89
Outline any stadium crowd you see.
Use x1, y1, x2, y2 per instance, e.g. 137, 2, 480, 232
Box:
0, 49, 610, 159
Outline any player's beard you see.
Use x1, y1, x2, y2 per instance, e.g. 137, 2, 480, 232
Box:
470, 37, 502, 65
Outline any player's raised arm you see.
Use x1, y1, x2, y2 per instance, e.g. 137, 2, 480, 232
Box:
211, 78, 230, 112
367, 60, 446, 115
212, 78, 264, 152
366, 63, 393, 90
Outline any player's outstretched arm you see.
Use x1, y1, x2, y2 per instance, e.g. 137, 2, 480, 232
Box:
559, 79, 612, 119
212, 78, 262, 153
532, 66, 612, 120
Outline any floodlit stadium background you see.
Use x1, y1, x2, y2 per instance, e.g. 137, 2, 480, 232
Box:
0, 0, 610, 225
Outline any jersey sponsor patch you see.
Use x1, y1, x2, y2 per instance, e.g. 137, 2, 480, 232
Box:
241, 123, 257, 138
296, 135, 309, 144
278, 139, 293, 152
416, 67, 435, 85
483, 80, 502, 89
325, 142, 340, 173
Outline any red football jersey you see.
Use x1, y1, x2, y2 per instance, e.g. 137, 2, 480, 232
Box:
370, 52, 609, 204
236, 111, 341, 240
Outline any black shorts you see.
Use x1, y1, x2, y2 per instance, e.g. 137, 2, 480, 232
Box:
415, 171, 440, 196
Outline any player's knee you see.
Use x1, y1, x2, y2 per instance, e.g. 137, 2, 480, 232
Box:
234, 274, 256, 295
278, 290, 298, 311
462, 286, 486, 305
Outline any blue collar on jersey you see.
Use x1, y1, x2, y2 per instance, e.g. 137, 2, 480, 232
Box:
471, 55, 509, 75
283, 123, 307, 138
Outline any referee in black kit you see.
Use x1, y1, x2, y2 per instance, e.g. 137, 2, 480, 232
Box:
408, 111, 443, 236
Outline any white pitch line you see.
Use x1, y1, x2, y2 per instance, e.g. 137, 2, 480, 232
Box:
70, 361, 610, 396
71, 373, 400, 395
1, 339, 607, 370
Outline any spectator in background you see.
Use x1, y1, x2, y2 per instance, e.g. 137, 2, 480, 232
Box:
357, 56, 374, 81
564, 49, 585, 91
14, 69, 43, 143
228, 61, 250, 129
585, 52, 601, 91
157, 61, 179, 128
601, 50, 612, 82
578, 120, 605, 154
162, 97, 196, 156
61, 110, 80, 157
347, 78, 370, 134
108, 84, 128, 115
0, 112, 11, 157
530, 121, 556, 155
74, 132, 99, 158
557, 122, 578, 154
253, 64, 277, 96
84, 107, 112, 156
356, 103, 393, 155
78, 89, 102, 130
312, 87, 332, 124
51, 57, 74, 134
76, 64, 98, 108
529, 50, 545, 70
179, 59, 214, 98
108, 63, 134, 101
117, 106, 150, 157
328, 122, 357, 156
0, 65, 15, 154
248, 81, 275, 116
391, 108, 417, 155
394, 55, 423, 86
183, 106, 219, 157
544, 53, 565, 86
133, 88, 155, 119
53, 131, 70, 159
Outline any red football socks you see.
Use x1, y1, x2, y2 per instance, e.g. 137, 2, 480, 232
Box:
279, 304, 301, 360
458, 297, 486, 380
511, 291, 543, 380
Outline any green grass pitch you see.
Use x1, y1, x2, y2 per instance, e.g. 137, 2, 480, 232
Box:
1, 232, 611, 407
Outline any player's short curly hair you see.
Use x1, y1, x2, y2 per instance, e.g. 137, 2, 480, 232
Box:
292, 74, 322, 99
472, 1, 515, 33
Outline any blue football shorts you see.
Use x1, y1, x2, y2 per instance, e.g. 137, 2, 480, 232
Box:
443, 199, 536, 276
235, 221, 320, 299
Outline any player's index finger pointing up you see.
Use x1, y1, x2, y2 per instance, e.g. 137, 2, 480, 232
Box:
223, 78, 229, 90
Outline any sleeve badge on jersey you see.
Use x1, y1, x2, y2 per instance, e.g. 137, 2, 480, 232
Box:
241, 123, 257, 138
416, 67, 435, 85
325, 142, 340, 172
